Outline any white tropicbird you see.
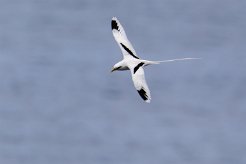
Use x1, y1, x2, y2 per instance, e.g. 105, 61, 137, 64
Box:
111, 17, 199, 103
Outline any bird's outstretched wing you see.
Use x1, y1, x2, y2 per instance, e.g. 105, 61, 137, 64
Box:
111, 17, 139, 59
130, 66, 151, 103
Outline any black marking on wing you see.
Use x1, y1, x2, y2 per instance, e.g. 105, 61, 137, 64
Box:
137, 88, 148, 101
120, 43, 139, 59
111, 20, 119, 31
134, 62, 144, 74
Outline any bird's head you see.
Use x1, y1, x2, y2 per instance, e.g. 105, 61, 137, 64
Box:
111, 61, 125, 72
111, 64, 121, 72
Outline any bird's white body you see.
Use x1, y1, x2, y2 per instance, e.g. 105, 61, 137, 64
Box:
111, 17, 199, 103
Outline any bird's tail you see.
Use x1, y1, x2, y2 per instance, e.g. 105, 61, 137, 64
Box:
142, 58, 201, 66
150, 57, 201, 64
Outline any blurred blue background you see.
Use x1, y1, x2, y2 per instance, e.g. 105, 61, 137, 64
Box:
0, 0, 246, 163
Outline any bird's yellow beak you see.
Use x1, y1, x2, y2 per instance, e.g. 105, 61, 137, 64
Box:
111, 67, 116, 72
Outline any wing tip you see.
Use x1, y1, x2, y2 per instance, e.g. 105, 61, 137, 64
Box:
145, 99, 151, 103
137, 88, 151, 103
111, 17, 119, 31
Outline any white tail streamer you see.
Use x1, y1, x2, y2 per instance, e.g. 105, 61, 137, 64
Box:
156, 57, 201, 63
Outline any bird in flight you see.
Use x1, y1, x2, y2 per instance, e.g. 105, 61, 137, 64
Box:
111, 17, 199, 103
